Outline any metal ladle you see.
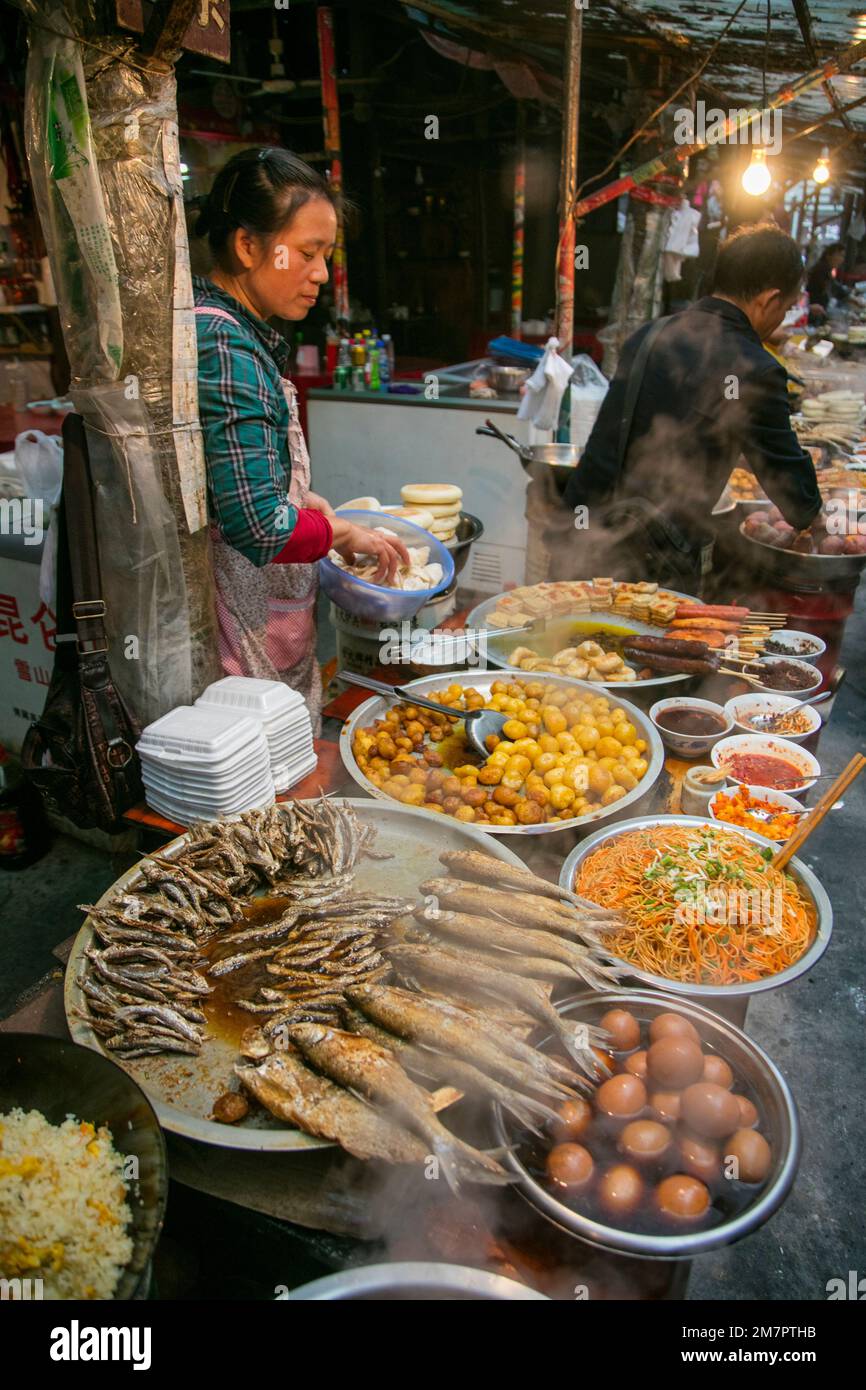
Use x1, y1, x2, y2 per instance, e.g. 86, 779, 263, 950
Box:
337, 670, 508, 759
748, 667, 845, 731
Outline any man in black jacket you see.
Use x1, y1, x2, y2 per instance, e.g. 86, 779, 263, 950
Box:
552, 223, 822, 587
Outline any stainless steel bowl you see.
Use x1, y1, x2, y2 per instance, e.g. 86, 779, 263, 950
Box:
285, 1261, 549, 1299
738, 518, 866, 584
488, 364, 530, 393
559, 814, 832, 998
493, 989, 800, 1259
340, 670, 665, 837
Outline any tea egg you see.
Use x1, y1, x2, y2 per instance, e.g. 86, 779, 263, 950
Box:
650, 1090, 682, 1123
724, 1129, 772, 1184
554, 1097, 593, 1142
600, 1008, 640, 1051
649, 1012, 700, 1045
596, 1073, 647, 1119
647, 1036, 705, 1089
618, 1119, 671, 1163
598, 1163, 644, 1217
677, 1131, 721, 1184
732, 1093, 760, 1128
702, 1053, 734, 1089
681, 1082, 742, 1139
655, 1173, 710, 1220
625, 1050, 649, 1080
546, 1142, 594, 1189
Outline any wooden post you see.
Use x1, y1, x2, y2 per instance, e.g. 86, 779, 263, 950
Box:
317, 7, 349, 324
556, 1, 583, 355
510, 104, 526, 339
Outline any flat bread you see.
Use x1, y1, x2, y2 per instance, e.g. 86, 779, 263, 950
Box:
401, 482, 463, 507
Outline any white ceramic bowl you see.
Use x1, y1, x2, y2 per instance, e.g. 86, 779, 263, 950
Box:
649, 696, 733, 759
711, 733, 820, 796
709, 784, 804, 839
753, 656, 822, 696
724, 693, 822, 744
760, 629, 826, 661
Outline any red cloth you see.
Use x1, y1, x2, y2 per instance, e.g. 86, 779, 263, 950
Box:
273, 507, 333, 563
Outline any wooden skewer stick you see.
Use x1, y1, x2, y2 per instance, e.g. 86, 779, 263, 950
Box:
771, 754, 866, 871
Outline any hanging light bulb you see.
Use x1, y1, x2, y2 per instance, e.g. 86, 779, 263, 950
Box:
742, 147, 772, 197
813, 147, 831, 185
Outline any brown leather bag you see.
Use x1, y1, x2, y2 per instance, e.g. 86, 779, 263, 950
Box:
21, 413, 144, 831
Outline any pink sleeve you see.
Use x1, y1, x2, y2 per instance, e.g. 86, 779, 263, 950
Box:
272, 508, 334, 564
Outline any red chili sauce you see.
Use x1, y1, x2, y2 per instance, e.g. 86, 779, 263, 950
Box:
725, 753, 804, 789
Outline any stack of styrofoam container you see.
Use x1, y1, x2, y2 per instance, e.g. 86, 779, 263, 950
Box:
137, 705, 275, 824
195, 677, 316, 793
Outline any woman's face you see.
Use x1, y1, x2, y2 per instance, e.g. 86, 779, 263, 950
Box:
237, 197, 337, 320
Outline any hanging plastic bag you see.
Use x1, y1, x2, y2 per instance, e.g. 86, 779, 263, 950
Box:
569, 353, 609, 452
517, 336, 574, 431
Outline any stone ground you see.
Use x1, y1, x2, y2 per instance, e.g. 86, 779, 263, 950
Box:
2, 588, 863, 1301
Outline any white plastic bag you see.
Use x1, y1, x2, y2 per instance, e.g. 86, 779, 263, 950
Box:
569, 353, 609, 452
14, 428, 63, 505
517, 336, 574, 431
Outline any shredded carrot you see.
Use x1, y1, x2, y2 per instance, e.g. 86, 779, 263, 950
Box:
575, 823, 814, 985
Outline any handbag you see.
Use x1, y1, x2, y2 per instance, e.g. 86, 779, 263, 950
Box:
21, 413, 144, 832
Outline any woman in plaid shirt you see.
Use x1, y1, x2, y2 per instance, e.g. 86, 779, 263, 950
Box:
193, 147, 407, 731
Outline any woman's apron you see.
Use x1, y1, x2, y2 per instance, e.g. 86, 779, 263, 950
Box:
194, 306, 322, 735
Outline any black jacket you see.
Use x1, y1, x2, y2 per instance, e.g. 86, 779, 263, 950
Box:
563, 297, 821, 543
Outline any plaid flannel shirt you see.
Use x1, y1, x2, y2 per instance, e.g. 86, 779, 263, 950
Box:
194, 276, 298, 566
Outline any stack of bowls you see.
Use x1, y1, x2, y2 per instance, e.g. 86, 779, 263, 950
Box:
195, 677, 316, 792
136, 705, 274, 823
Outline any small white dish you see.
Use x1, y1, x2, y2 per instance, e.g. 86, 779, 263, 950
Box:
649, 696, 733, 759
752, 656, 822, 696
711, 734, 820, 796
709, 784, 804, 839
759, 629, 826, 661
724, 693, 822, 743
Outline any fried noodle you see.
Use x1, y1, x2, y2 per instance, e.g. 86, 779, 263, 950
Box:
574, 824, 814, 985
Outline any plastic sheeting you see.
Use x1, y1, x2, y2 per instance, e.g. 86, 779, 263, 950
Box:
23, 1, 219, 725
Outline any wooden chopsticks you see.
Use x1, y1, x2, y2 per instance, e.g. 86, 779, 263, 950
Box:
771, 753, 866, 870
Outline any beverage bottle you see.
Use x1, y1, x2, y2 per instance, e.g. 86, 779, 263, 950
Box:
0, 744, 50, 869
376, 338, 390, 392
350, 338, 366, 391
369, 343, 380, 391
382, 334, 395, 381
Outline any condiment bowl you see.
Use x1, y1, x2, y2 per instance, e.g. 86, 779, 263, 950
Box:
753, 656, 822, 696
649, 696, 733, 759
723, 693, 822, 744
493, 990, 800, 1260
709, 784, 804, 839
760, 629, 826, 661
710, 733, 820, 795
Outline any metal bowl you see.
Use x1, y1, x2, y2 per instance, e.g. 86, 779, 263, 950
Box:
738, 518, 866, 584
559, 814, 832, 998
447, 511, 484, 578
340, 670, 665, 836
0, 1034, 168, 1299
488, 364, 530, 393
493, 990, 800, 1259
285, 1261, 548, 1300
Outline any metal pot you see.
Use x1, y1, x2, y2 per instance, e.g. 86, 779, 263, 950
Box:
476, 420, 580, 491
493, 990, 800, 1260
285, 1261, 549, 1300
738, 519, 866, 586
487, 364, 530, 393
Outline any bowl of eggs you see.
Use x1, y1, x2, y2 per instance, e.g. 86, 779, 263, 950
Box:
492, 991, 800, 1258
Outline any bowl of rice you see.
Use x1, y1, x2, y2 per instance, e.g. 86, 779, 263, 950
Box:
0, 1035, 167, 1300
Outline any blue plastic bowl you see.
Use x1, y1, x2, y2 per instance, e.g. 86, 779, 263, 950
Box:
319, 509, 455, 624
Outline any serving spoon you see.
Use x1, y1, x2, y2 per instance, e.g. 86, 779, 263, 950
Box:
337, 670, 508, 759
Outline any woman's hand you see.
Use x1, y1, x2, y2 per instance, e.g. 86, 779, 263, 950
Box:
330, 518, 410, 585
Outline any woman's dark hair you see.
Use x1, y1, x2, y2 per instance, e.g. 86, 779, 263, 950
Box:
195, 146, 338, 261
711, 222, 804, 301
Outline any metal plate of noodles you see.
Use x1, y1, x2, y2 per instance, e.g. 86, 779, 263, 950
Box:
65, 799, 526, 1152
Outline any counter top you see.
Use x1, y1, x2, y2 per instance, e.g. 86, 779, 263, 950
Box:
307, 385, 520, 411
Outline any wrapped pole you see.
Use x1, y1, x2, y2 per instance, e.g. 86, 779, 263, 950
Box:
556, 2, 582, 355
22, 1, 220, 726
510, 104, 526, 339
317, 6, 349, 323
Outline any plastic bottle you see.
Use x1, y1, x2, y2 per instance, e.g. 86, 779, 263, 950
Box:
382, 333, 395, 381
376, 338, 390, 392
350, 337, 366, 392
369, 342, 380, 391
